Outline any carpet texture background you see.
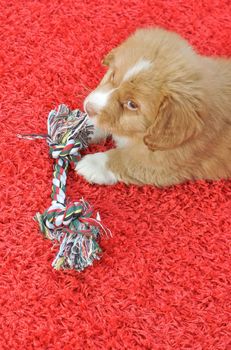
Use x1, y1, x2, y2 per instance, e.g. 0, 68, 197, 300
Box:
0, 1, 231, 349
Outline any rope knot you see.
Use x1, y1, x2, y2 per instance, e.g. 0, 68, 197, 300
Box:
35, 199, 106, 271
49, 139, 82, 164
35, 200, 95, 237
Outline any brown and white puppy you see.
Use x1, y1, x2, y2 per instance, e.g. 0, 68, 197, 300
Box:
76, 28, 231, 187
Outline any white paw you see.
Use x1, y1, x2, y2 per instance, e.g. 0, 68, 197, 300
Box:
76, 152, 118, 185
87, 117, 109, 144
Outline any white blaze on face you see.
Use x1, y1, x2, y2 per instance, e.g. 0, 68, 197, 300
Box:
123, 59, 152, 82
84, 86, 116, 116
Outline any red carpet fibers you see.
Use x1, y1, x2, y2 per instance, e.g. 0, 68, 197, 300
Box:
1, 1, 231, 349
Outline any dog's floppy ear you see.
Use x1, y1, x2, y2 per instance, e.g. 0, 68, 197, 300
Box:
144, 93, 205, 151
102, 49, 115, 66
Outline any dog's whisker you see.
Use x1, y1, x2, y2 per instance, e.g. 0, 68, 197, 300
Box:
80, 84, 93, 92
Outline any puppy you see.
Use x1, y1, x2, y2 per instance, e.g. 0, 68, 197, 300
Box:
76, 28, 231, 187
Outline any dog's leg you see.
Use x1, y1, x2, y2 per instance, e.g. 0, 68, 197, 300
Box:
76, 147, 146, 185
76, 146, 185, 187
75, 151, 118, 185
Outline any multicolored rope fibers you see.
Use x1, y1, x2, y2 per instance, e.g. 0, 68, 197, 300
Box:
18, 104, 110, 271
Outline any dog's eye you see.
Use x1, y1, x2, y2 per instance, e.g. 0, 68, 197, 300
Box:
126, 100, 138, 111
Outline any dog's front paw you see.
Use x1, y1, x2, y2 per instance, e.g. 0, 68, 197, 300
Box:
76, 152, 118, 185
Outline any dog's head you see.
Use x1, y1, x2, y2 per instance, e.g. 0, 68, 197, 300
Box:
84, 28, 205, 150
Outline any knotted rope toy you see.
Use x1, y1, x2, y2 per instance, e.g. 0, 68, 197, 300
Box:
18, 104, 110, 271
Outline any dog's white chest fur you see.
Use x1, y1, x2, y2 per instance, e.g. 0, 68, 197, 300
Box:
113, 135, 130, 148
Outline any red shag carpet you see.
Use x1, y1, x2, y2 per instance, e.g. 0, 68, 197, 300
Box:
0, 1, 231, 349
